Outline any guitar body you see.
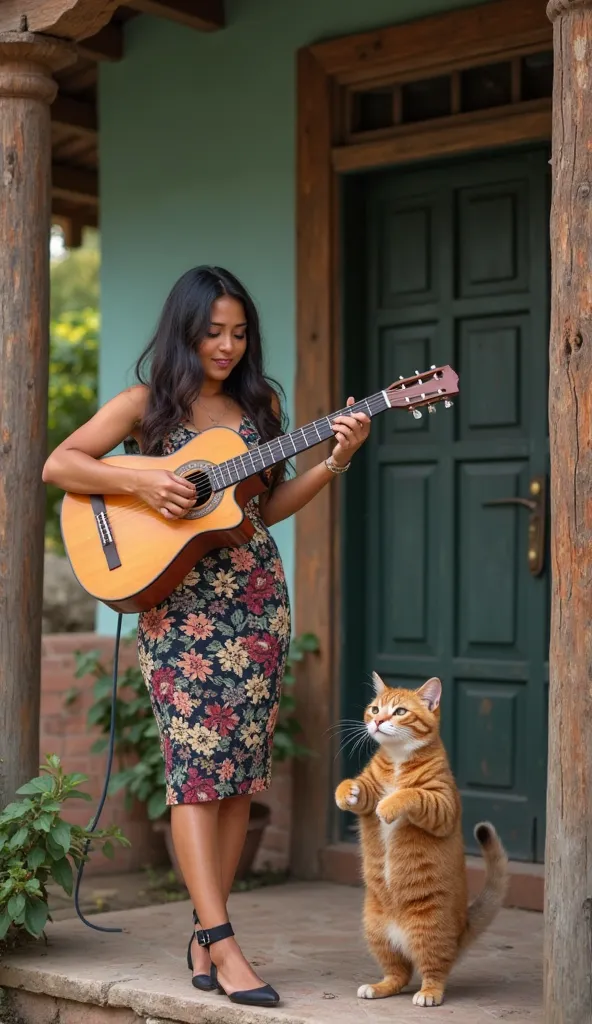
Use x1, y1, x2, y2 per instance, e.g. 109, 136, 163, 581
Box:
60, 428, 267, 614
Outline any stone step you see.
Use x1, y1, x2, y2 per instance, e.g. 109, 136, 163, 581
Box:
0, 883, 542, 1024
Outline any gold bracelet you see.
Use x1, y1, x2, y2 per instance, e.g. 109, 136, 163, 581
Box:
325, 455, 351, 475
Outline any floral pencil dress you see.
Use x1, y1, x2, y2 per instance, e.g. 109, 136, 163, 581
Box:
124, 417, 291, 805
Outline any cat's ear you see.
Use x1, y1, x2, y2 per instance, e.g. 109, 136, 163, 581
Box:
372, 671, 386, 695
416, 677, 442, 712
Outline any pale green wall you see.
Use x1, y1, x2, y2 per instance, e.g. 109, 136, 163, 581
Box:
98, 0, 492, 633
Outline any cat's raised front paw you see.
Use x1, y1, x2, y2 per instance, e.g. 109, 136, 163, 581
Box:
335, 780, 361, 811
376, 797, 398, 824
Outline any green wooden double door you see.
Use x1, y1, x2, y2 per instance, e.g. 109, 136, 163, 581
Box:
342, 146, 550, 862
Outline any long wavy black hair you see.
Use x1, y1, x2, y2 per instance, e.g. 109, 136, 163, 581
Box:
135, 266, 287, 487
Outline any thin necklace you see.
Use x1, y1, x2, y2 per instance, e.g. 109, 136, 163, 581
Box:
196, 395, 234, 426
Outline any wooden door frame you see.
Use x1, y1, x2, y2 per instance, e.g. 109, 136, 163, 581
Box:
291, 0, 552, 879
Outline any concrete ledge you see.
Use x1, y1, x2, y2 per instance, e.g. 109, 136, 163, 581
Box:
321, 844, 544, 912
2, 990, 139, 1024
0, 883, 542, 1024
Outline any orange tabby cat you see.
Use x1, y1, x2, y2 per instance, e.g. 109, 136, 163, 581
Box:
335, 674, 508, 1008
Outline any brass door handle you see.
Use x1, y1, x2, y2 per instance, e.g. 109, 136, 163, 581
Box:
484, 497, 537, 511
483, 476, 546, 577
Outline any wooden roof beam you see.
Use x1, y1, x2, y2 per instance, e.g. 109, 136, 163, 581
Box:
125, 0, 224, 32
52, 214, 84, 247
77, 23, 123, 61
52, 94, 97, 137
0, 1, 118, 39
52, 164, 98, 205
52, 198, 98, 229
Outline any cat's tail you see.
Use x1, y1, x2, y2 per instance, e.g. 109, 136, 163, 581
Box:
459, 822, 509, 951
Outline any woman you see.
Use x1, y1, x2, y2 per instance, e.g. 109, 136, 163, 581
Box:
43, 266, 370, 1007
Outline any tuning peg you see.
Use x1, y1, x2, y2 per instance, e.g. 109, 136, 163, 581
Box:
414, 369, 420, 375
412, 408, 422, 419
428, 404, 437, 414
444, 400, 453, 409
430, 364, 436, 370
399, 375, 405, 380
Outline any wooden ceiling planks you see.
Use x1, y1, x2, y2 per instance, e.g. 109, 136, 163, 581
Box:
0, 1, 226, 239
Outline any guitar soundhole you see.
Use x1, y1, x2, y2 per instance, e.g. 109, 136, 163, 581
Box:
175, 459, 224, 521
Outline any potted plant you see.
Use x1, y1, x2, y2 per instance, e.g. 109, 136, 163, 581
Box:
72, 631, 318, 882
0, 755, 128, 952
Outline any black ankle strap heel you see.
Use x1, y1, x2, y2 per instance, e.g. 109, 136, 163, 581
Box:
195, 922, 235, 947
196, 921, 280, 1008
187, 910, 216, 991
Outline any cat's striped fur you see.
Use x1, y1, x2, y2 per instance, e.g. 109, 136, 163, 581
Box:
335, 674, 508, 1008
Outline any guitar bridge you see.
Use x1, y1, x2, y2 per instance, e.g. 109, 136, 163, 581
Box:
90, 495, 122, 571
95, 510, 113, 546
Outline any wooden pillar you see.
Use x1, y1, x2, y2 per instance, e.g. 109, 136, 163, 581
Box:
0, 32, 75, 808
545, 2, 592, 1021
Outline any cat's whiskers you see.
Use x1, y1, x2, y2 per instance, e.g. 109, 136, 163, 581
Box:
329, 727, 367, 746
333, 727, 369, 749
327, 721, 370, 747
334, 727, 374, 762
326, 718, 368, 736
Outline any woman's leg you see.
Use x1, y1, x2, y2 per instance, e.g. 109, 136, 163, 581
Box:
186, 796, 253, 976
172, 799, 262, 993
218, 794, 252, 898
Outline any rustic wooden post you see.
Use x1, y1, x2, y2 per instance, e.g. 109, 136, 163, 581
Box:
545, 2, 592, 1021
0, 32, 75, 808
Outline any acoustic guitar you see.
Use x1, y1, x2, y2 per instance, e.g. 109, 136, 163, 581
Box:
60, 365, 458, 613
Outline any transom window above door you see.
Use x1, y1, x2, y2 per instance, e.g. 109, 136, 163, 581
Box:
344, 50, 553, 140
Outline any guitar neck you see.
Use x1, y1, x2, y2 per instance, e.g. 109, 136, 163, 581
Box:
209, 391, 390, 492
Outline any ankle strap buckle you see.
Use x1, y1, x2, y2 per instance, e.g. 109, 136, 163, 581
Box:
195, 922, 235, 948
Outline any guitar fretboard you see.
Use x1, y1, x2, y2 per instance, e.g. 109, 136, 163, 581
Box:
208, 391, 390, 492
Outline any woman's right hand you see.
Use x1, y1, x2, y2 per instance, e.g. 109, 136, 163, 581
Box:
134, 470, 197, 520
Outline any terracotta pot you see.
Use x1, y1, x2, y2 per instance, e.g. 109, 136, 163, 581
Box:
153, 800, 271, 885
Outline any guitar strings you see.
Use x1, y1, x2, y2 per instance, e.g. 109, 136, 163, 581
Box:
181, 386, 442, 503
202, 394, 389, 494
104, 382, 445, 517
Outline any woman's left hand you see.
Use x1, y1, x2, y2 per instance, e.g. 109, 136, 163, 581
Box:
330, 397, 371, 468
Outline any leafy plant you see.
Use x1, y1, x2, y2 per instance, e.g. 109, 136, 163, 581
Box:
72, 631, 319, 822
0, 756, 129, 949
273, 632, 318, 763
73, 642, 168, 821
50, 235, 99, 321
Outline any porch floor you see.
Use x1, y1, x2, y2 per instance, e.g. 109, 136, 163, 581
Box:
0, 882, 542, 1024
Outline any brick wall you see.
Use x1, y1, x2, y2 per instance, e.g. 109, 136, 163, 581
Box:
40, 633, 293, 877
41, 633, 167, 877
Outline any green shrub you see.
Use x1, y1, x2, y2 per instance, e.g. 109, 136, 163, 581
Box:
0, 755, 128, 950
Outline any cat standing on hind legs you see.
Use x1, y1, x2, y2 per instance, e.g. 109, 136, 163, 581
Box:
335, 673, 509, 1008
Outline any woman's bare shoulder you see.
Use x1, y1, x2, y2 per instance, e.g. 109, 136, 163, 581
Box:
120, 384, 150, 425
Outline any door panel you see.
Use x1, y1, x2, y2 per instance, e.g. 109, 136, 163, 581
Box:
379, 462, 439, 656
342, 147, 550, 862
457, 461, 530, 659
457, 179, 530, 296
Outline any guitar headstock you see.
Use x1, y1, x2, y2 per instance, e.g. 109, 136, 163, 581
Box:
384, 365, 459, 418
